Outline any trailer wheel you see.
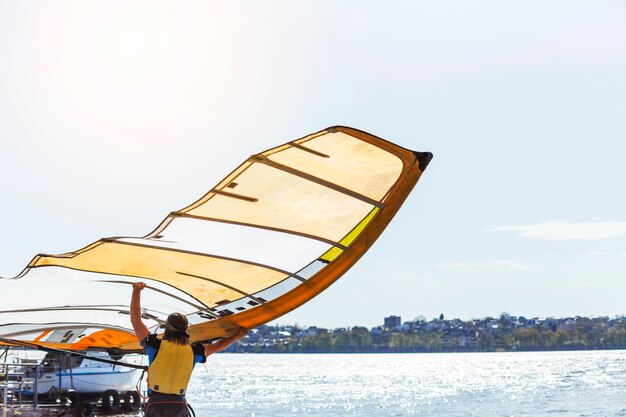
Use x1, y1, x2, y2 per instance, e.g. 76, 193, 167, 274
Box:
102, 389, 120, 412
122, 390, 141, 411
65, 389, 80, 405
80, 401, 93, 417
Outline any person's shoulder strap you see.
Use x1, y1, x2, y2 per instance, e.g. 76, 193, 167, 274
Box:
142, 333, 161, 349
191, 342, 207, 364
191, 342, 204, 356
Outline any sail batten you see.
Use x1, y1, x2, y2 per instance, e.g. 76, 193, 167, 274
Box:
250, 154, 385, 208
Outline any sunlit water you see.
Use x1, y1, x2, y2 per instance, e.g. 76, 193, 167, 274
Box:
179, 351, 626, 417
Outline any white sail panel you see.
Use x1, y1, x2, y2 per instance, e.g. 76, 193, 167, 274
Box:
119, 216, 332, 273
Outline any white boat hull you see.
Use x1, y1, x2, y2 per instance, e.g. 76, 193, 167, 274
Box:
35, 367, 141, 394
23, 352, 145, 395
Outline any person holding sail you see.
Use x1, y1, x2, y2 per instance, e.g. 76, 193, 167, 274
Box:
130, 281, 247, 417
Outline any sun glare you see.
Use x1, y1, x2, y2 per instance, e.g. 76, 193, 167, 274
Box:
28, 2, 237, 153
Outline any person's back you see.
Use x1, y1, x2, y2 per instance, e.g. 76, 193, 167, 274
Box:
146, 336, 194, 395
130, 282, 246, 417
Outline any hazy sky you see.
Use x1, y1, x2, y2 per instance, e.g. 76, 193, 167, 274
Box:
1, 1, 625, 329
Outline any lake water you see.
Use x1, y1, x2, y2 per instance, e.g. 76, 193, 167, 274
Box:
182, 350, 626, 417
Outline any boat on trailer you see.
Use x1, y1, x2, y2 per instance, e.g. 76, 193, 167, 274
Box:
27, 351, 141, 393
20, 351, 145, 414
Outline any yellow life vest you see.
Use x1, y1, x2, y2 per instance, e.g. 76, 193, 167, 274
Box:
148, 339, 195, 395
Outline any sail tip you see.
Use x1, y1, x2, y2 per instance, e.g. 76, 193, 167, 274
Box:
414, 151, 433, 171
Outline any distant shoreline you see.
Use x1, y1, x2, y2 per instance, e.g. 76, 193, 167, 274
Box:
226, 315, 626, 354
225, 346, 626, 354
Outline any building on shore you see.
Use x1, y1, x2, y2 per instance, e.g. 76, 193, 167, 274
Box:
384, 315, 401, 329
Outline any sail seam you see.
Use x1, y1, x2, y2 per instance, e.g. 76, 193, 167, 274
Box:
250, 155, 384, 209
211, 189, 258, 202
104, 239, 306, 281
176, 271, 267, 306
289, 142, 329, 158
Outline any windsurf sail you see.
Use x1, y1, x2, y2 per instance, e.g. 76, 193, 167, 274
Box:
0, 126, 432, 352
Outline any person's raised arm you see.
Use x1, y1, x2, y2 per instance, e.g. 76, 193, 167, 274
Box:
203, 328, 248, 357
130, 282, 149, 342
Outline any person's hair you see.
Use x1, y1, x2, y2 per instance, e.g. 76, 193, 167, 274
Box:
162, 313, 190, 346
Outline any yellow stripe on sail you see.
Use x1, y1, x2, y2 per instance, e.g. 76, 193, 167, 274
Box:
320, 207, 380, 263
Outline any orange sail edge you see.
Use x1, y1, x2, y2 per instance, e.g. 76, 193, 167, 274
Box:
0, 328, 141, 352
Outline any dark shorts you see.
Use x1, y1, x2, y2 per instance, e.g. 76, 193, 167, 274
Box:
145, 393, 190, 417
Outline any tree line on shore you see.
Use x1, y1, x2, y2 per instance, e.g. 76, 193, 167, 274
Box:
228, 314, 626, 353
